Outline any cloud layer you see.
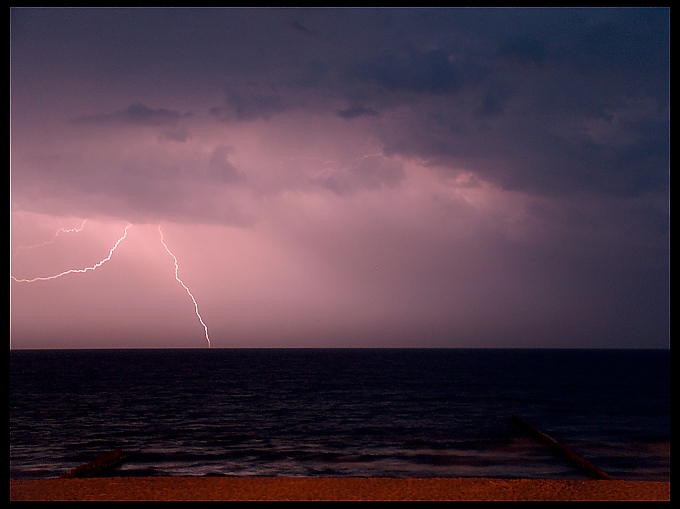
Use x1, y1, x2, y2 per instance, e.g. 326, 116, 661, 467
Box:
10, 8, 669, 349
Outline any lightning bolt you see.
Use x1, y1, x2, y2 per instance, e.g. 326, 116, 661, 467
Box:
13, 220, 88, 256
11, 224, 132, 283
157, 225, 211, 348
11, 222, 213, 347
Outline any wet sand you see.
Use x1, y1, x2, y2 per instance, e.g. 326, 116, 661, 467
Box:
9, 477, 670, 501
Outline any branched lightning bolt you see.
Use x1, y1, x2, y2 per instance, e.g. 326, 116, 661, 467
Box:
14, 220, 88, 256
11, 224, 132, 283
11, 222, 212, 348
157, 225, 211, 348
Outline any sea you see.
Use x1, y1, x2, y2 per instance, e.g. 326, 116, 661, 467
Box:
9, 348, 670, 481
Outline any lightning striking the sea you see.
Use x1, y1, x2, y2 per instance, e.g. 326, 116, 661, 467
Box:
11, 224, 132, 283
11, 221, 213, 347
158, 225, 211, 348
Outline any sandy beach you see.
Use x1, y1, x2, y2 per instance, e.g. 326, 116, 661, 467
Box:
9, 477, 670, 502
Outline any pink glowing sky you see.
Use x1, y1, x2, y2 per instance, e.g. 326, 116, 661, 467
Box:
10, 8, 669, 349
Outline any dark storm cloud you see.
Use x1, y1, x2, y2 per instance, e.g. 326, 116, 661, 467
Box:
159, 128, 191, 143
309, 155, 405, 195
12, 8, 668, 202
335, 104, 379, 119
368, 10, 669, 198
288, 19, 318, 36
10, 8, 669, 349
475, 90, 507, 117
352, 49, 464, 94
208, 145, 247, 184
11, 6, 670, 201
495, 35, 550, 68
74, 102, 185, 127
210, 91, 288, 122
563, 8, 669, 80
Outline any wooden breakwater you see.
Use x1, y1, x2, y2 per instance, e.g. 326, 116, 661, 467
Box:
511, 415, 613, 480
59, 448, 125, 479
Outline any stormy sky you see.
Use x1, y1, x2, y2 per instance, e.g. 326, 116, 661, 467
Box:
10, 7, 669, 349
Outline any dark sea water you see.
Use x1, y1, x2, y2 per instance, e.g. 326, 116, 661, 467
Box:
10, 348, 670, 481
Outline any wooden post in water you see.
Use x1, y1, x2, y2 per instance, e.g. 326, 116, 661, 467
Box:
510, 415, 613, 480
59, 448, 125, 479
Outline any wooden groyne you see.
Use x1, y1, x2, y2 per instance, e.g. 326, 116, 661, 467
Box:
59, 448, 125, 479
511, 415, 613, 480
